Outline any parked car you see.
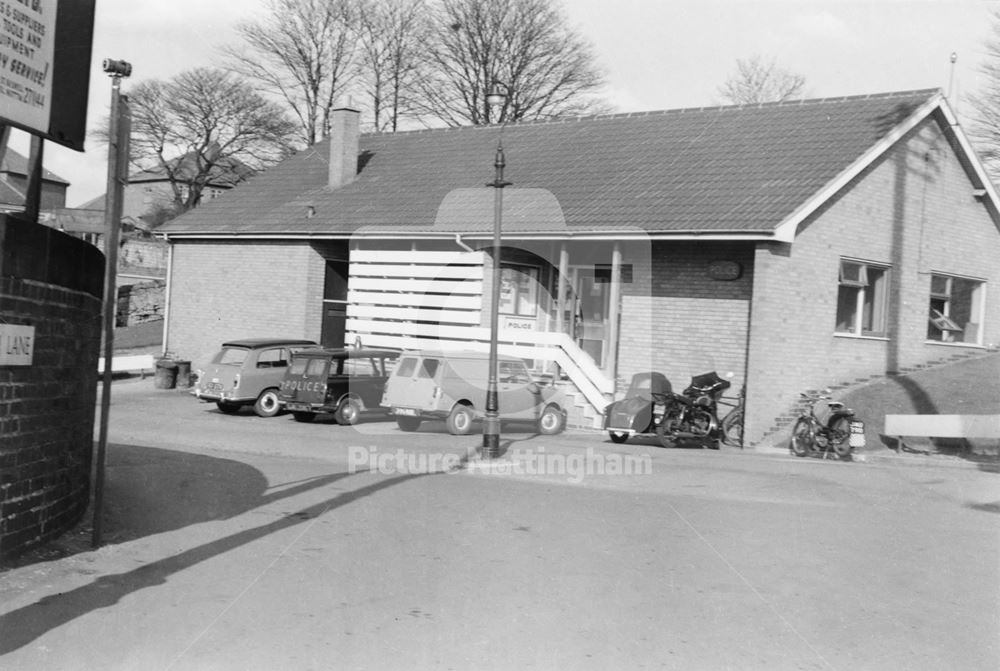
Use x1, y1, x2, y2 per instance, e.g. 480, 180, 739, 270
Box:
277, 347, 400, 424
381, 350, 566, 435
192, 338, 318, 417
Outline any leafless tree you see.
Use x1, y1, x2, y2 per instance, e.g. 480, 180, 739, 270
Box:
414, 0, 608, 126
718, 55, 807, 105
356, 0, 427, 132
122, 68, 298, 211
223, 0, 359, 145
967, 11, 1000, 179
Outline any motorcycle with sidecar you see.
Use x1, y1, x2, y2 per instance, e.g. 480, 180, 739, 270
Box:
603, 371, 732, 449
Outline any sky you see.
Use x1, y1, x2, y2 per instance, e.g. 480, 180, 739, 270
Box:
8, 0, 997, 207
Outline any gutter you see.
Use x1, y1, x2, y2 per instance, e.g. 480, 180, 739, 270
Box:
154, 230, 780, 243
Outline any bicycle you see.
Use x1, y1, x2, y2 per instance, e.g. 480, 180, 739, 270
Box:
789, 391, 862, 460
718, 385, 745, 447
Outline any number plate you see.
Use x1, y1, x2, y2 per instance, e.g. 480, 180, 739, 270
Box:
204, 382, 223, 392
849, 420, 866, 447
286, 403, 311, 412
395, 407, 418, 416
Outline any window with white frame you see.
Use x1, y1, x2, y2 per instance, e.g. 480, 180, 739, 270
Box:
835, 259, 889, 336
927, 273, 984, 344
499, 264, 539, 316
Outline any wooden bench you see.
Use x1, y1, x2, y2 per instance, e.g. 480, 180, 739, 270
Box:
97, 354, 157, 378
884, 414, 1000, 454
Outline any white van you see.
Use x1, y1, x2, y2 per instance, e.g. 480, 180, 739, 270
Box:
381, 350, 566, 435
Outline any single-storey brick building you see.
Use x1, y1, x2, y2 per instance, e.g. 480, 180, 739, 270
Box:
158, 89, 1000, 446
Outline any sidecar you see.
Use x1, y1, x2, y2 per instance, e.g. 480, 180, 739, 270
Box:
602, 372, 672, 443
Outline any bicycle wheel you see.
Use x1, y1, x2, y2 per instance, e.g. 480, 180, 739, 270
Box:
722, 410, 743, 447
829, 416, 853, 458
790, 417, 814, 457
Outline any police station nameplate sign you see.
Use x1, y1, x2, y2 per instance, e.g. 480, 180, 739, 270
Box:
0, 324, 34, 365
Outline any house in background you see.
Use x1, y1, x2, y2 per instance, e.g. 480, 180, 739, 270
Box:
78, 149, 255, 226
51, 151, 253, 328
157, 89, 1000, 446
0, 148, 69, 212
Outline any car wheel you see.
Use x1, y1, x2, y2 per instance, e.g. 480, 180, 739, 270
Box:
216, 401, 240, 414
446, 404, 474, 435
538, 405, 565, 435
396, 416, 422, 432
335, 397, 362, 426
608, 431, 629, 444
253, 388, 282, 418
292, 411, 316, 423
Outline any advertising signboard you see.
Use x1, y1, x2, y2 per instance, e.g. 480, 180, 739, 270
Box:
0, 0, 95, 151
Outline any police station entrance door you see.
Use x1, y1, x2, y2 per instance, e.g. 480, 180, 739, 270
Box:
321, 259, 348, 348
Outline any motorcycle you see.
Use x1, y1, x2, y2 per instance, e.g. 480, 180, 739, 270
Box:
790, 391, 865, 459
603, 371, 732, 449
654, 371, 732, 450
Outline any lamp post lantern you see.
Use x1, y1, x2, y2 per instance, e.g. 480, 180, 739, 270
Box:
482, 83, 511, 458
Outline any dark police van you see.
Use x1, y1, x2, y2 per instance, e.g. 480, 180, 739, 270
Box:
277, 348, 400, 424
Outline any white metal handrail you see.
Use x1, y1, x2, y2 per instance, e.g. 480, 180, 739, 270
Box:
347, 319, 613, 411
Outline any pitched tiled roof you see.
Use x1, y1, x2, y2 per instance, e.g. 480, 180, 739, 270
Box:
128, 152, 254, 187
0, 179, 24, 205
0, 148, 70, 185
159, 89, 942, 238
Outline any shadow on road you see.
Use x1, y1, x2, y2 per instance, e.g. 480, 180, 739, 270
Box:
2, 443, 350, 570
0, 458, 431, 655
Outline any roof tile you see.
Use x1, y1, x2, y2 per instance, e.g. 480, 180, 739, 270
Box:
160, 89, 940, 237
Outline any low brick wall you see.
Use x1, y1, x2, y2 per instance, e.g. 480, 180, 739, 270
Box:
0, 215, 104, 559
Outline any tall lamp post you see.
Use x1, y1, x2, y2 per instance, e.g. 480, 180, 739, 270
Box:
482, 82, 511, 459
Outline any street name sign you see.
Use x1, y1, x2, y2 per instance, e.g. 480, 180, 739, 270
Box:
0, 323, 34, 365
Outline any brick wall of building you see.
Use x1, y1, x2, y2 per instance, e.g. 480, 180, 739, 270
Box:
745, 120, 1000, 445
166, 241, 322, 364
0, 217, 103, 559
617, 240, 754, 396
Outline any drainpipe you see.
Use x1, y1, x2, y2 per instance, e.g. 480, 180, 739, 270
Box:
161, 237, 173, 356
454, 234, 475, 253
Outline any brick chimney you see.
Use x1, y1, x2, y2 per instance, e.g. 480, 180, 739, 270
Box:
328, 107, 360, 189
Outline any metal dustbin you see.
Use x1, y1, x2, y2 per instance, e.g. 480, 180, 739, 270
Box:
174, 360, 192, 389
154, 359, 178, 390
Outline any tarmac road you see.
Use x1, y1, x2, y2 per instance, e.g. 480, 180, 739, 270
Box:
0, 378, 998, 670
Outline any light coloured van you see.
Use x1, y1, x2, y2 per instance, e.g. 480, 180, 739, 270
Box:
381, 350, 566, 435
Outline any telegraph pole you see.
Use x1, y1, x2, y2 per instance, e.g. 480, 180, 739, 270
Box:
92, 59, 132, 548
